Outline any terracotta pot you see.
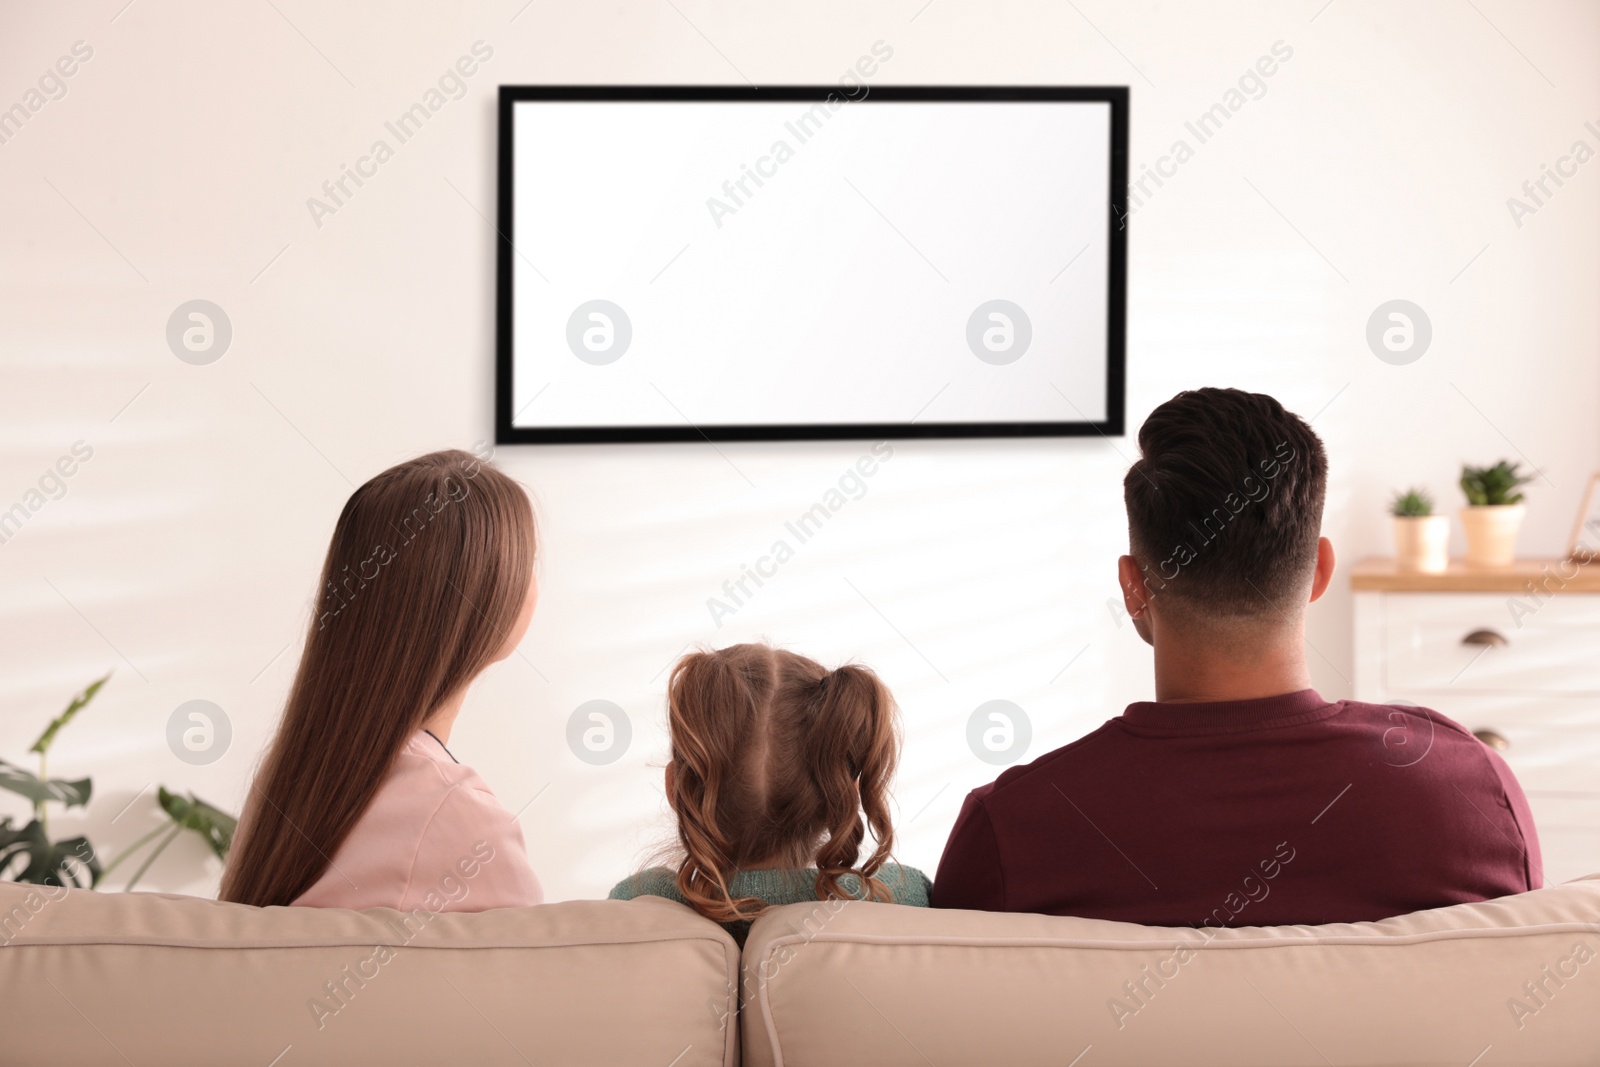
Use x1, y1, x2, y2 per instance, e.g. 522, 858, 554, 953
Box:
1392, 515, 1450, 573
1460, 504, 1526, 568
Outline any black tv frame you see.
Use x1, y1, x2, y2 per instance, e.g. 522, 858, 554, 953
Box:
495, 85, 1128, 445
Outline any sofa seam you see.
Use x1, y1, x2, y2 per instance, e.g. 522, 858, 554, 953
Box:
0, 932, 740, 954
750, 920, 1600, 955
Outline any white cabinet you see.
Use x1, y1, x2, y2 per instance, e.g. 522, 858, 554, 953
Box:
1352, 558, 1600, 886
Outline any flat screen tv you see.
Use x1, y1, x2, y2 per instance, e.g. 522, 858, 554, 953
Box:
495, 86, 1127, 444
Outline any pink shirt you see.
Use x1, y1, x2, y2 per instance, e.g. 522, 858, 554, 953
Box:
295, 731, 543, 912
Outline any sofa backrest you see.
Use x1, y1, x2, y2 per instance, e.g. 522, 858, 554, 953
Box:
741, 877, 1600, 1067
9, 878, 1598, 1066
0, 883, 738, 1067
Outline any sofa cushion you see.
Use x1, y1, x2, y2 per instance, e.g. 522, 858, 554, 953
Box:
0, 883, 738, 1067
741, 876, 1600, 1067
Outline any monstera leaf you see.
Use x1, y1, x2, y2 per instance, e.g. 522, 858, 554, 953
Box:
158, 788, 237, 861
108, 789, 239, 891
0, 674, 240, 893
0, 760, 90, 809
0, 817, 100, 887
30, 672, 111, 756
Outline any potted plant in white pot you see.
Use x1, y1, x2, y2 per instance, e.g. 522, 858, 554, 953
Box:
1459, 460, 1533, 568
1390, 488, 1449, 573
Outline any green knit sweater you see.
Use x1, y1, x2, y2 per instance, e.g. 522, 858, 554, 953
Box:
609, 864, 932, 943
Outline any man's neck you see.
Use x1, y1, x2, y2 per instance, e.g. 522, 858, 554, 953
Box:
1151, 625, 1314, 704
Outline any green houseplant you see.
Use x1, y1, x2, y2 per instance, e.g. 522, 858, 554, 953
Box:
1389, 488, 1449, 573
0, 673, 237, 889
1391, 488, 1434, 517
1459, 460, 1533, 568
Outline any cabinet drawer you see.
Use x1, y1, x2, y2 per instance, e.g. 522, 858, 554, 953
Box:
1378, 692, 1600, 794
1383, 592, 1600, 694
1469, 723, 1600, 796
1528, 795, 1600, 885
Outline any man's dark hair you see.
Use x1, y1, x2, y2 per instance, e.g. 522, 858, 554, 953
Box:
1124, 387, 1327, 618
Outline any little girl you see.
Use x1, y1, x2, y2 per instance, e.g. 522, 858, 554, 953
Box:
222, 449, 542, 912
611, 643, 930, 941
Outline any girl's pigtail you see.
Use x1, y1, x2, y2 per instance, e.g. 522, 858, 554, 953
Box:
669, 651, 767, 923
808, 664, 898, 904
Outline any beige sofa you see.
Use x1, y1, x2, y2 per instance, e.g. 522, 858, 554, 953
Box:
0, 883, 739, 1066
743, 876, 1600, 1067
3, 877, 1597, 1066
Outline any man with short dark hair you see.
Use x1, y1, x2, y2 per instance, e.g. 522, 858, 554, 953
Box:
933, 387, 1541, 925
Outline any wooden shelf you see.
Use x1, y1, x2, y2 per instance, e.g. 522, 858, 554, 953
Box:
1350, 556, 1600, 593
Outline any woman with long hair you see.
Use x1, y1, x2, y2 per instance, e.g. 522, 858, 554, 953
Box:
610, 642, 929, 943
221, 449, 542, 911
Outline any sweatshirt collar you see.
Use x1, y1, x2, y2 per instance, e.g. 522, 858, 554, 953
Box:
1119, 688, 1337, 736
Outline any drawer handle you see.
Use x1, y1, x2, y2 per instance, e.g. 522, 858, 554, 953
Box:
1473, 728, 1510, 750
1461, 629, 1509, 648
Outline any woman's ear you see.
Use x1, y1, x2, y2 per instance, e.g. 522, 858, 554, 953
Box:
664, 761, 677, 807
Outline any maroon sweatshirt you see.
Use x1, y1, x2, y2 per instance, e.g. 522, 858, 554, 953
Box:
932, 690, 1541, 926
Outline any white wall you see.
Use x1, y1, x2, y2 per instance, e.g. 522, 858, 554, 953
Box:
1, 0, 1595, 900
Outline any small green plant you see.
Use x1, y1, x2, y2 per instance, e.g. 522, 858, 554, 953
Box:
1461, 460, 1534, 507
1390, 488, 1434, 517
0, 673, 237, 889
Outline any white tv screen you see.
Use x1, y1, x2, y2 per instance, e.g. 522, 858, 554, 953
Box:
495, 87, 1127, 443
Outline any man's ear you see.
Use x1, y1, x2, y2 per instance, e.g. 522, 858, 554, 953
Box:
1308, 537, 1336, 603
1118, 555, 1151, 619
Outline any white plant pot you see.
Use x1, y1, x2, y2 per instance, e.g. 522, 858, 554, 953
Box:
1460, 504, 1526, 568
1392, 515, 1450, 573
